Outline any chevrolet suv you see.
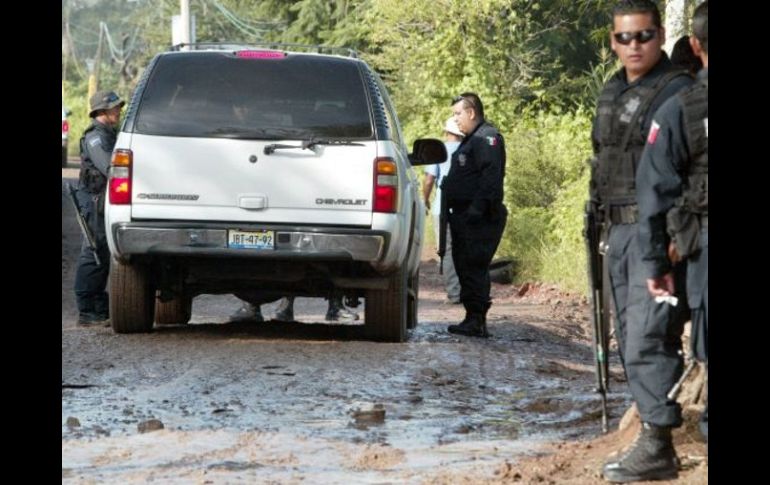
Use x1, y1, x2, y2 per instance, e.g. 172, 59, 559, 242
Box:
104, 44, 445, 342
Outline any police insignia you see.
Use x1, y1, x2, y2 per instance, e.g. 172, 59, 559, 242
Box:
486, 136, 498, 146
647, 121, 660, 145
458, 153, 467, 166
620, 97, 641, 123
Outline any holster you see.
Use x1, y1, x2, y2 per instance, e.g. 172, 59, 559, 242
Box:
666, 206, 701, 259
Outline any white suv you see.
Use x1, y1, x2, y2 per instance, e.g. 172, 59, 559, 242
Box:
104, 44, 445, 341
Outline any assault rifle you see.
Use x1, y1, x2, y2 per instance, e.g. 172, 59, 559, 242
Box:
584, 200, 611, 433
437, 184, 448, 275
66, 182, 101, 267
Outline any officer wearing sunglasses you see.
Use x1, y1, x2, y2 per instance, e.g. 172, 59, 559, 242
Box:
587, 1, 695, 483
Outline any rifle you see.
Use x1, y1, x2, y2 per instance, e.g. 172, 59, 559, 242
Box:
66, 182, 101, 267
437, 183, 448, 275
667, 352, 698, 401
584, 200, 610, 433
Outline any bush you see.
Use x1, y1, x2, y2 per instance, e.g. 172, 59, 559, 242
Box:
62, 81, 91, 157
540, 170, 591, 294
496, 206, 550, 283
496, 108, 592, 289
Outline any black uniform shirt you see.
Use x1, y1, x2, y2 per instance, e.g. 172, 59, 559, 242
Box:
591, 54, 693, 156
443, 121, 506, 205
82, 120, 118, 178
636, 68, 709, 278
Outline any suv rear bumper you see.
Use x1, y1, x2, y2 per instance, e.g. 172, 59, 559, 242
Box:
112, 224, 385, 262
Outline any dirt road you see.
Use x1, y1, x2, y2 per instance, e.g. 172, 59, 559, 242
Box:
61, 163, 706, 483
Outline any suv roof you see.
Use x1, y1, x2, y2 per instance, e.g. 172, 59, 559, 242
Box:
169, 42, 359, 58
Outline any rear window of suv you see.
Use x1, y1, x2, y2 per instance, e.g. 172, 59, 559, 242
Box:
133, 52, 374, 140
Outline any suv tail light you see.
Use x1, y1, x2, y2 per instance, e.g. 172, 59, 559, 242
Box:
373, 157, 398, 213
62, 119, 69, 135
109, 149, 132, 205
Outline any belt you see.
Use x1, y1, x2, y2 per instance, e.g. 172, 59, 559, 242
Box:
608, 204, 638, 224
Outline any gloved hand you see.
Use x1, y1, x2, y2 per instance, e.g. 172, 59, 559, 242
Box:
465, 199, 487, 225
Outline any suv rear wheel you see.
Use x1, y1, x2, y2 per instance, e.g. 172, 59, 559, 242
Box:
110, 259, 156, 333
365, 267, 408, 342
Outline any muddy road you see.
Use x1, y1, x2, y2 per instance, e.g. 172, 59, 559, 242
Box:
64, 162, 678, 483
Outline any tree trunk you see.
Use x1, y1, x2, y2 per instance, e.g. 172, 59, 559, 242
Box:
664, 0, 688, 55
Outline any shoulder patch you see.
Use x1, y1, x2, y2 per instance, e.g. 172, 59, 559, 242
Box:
486, 136, 498, 146
88, 137, 102, 148
647, 121, 660, 145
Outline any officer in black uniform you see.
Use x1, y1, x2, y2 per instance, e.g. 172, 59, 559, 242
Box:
637, 0, 708, 452
589, 1, 695, 482
74, 90, 125, 325
442, 92, 507, 338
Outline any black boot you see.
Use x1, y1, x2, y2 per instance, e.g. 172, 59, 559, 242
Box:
602, 422, 679, 483
447, 313, 488, 338
326, 296, 359, 321
274, 297, 295, 322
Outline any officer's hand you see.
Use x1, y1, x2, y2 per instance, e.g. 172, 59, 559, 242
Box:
667, 241, 681, 264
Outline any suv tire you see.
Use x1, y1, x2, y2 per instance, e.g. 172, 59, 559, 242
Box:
110, 259, 156, 333
365, 266, 408, 342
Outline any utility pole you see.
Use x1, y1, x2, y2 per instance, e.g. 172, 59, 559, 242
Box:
89, 22, 105, 100
180, 0, 191, 50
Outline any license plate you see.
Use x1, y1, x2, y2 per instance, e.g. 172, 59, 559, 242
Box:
228, 230, 275, 250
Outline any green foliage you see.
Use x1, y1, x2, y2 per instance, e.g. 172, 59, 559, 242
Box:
496, 206, 550, 282
62, 80, 92, 157
504, 108, 591, 208
539, 170, 591, 293
496, 108, 593, 289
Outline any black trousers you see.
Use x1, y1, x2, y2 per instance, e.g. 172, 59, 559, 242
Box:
449, 205, 507, 315
607, 223, 690, 428
74, 190, 110, 316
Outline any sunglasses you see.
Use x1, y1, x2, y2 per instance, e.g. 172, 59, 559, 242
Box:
613, 28, 658, 45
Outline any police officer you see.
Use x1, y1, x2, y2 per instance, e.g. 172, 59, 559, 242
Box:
423, 117, 464, 304
589, 1, 695, 482
74, 90, 125, 325
637, 0, 708, 454
442, 92, 507, 338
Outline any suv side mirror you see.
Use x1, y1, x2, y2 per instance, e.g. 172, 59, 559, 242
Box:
409, 138, 447, 166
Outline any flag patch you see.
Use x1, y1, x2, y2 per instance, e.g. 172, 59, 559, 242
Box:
486, 136, 498, 146
647, 121, 660, 144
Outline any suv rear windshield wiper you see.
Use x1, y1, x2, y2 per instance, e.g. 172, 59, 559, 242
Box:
264, 138, 365, 155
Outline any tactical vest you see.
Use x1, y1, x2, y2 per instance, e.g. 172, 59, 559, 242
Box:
593, 70, 688, 208
78, 124, 109, 194
679, 78, 708, 216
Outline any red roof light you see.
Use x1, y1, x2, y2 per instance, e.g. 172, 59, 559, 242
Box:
236, 50, 285, 59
